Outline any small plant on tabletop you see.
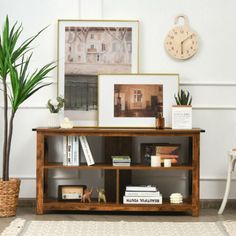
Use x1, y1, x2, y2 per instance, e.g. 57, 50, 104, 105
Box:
174, 89, 192, 105
47, 96, 65, 113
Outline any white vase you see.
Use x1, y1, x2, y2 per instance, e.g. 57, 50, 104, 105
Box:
172, 105, 192, 129
48, 113, 60, 127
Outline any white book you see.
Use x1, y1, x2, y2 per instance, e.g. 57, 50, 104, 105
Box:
126, 185, 157, 192
72, 136, 79, 166
113, 163, 130, 166
67, 136, 73, 166
79, 136, 95, 166
125, 191, 160, 197
123, 195, 162, 204
63, 136, 68, 166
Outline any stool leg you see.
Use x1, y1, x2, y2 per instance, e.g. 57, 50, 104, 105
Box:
218, 157, 233, 214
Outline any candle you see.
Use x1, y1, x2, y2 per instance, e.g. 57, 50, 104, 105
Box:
151, 155, 161, 167
164, 159, 172, 167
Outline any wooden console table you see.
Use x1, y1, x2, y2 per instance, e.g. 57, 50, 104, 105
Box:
34, 127, 204, 216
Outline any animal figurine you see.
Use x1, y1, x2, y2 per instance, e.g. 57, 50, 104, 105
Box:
97, 188, 106, 203
82, 187, 93, 203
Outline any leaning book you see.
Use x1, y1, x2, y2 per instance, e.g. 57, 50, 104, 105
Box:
123, 195, 162, 204
79, 136, 95, 166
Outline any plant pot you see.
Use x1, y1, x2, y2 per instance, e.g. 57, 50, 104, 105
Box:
0, 178, 21, 217
172, 105, 192, 129
48, 113, 60, 127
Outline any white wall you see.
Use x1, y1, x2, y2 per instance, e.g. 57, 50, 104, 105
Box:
1, 0, 236, 199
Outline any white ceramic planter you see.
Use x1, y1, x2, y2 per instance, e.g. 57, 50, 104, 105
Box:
172, 105, 192, 129
48, 113, 60, 127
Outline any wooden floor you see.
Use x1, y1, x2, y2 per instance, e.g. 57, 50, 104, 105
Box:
1, 207, 236, 234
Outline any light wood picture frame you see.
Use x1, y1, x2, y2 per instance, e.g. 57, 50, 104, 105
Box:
58, 20, 139, 126
98, 74, 179, 128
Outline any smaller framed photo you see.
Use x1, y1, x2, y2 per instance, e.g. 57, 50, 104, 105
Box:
141, 143, 180, 166
58, 185, 86, 201
98, 74, 179, 127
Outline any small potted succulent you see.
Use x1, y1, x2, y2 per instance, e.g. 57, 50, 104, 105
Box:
47, 96, 65, 127
172, 89, 192, 129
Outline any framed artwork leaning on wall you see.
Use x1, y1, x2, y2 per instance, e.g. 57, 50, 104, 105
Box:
58, 20, 139, 126
98, 74, 179, 127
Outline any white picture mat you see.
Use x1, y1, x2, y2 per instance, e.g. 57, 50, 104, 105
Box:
57, 20, 139, 126
98, 74, 179, 127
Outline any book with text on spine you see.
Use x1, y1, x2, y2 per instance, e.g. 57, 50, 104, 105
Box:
126, 185, 157, 192
125, 191, 160, 197
67, 136, 73, 166
63, 136, 68, 166
72, 136, 80, 166
79, 136, 95, 166
113, 162, 130, 166
123, 195, 162, 204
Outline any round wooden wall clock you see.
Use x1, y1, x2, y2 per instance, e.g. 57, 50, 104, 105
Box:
165, 15, 198, 60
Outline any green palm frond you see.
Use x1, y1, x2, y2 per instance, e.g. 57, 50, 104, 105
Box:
9, 56, 55, 112
0, 15, 48, 79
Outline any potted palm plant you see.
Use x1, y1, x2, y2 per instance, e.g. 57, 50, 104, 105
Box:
172, 89, 192, 129
0, 16, 55, 217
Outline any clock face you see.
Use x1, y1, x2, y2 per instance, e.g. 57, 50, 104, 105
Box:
165, 26, 198, 60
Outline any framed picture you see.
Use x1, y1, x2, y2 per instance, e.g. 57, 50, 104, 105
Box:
58, 185, 86, 201
58, 20, 139, 126
141, 143, 181, 165
98, 74, 179, 127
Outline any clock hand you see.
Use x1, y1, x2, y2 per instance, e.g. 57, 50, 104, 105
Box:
181, 42, 183, 55
181, 33, 194, 43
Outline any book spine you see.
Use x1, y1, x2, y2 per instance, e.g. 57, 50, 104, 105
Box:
113, 163, 130, 166
123, 196, 162, 204
126, 187, 157, 192
79, 136, 95, 166
112, 160, 131, 163
160, 154, 179, 159
72, 136, 79, 166
125, 191, 160, 197
67, 136, 73, 166
63, 136, 68, 166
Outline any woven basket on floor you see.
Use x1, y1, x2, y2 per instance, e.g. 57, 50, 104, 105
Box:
0, 178, 21, 217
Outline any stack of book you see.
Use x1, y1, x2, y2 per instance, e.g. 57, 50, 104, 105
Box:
155, 146, 179, 164
123, 185, 162, 204
111, 156, 131, 166
63, 136, 95, 166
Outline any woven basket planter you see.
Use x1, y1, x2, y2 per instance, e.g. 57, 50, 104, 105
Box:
0, 178, 21, 217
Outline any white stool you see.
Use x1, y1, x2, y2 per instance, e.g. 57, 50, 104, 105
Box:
218, 150, 236, 214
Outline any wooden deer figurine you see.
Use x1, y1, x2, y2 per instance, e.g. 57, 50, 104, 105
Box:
97, 188, 106, 203
82, 187, 93, 203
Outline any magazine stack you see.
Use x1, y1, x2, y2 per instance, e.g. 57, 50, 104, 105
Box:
123, 185, 162, 204
111, 156, 131, 166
